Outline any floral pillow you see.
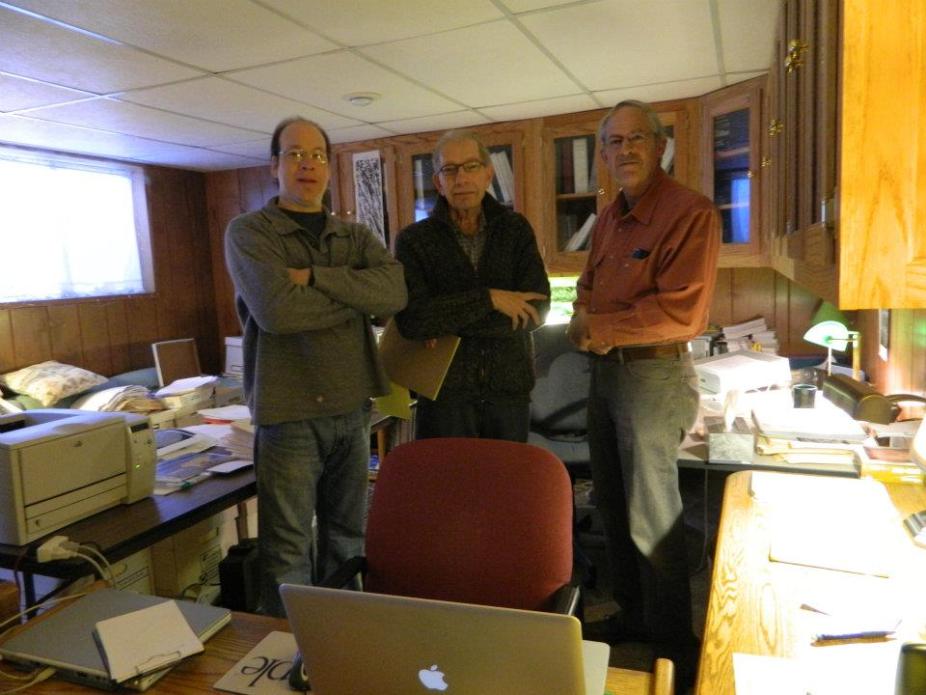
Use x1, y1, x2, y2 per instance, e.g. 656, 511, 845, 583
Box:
0, 361, 107, 408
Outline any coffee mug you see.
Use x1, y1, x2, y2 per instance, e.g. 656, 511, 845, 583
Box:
896, 642, 926, 694
792, 383, 817, 408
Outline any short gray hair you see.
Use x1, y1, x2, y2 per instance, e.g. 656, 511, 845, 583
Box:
597, 100, 667, 145
432, 129, 491, 170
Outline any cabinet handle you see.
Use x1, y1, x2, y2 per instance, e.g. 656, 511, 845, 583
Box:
761, 157, 772, 168
746, 170, 755, 179
768, 120, 783, 136
785, 39, 808, 74
597, 188, 605, 196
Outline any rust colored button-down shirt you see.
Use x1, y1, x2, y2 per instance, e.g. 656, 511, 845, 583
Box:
575, 168, 720, 348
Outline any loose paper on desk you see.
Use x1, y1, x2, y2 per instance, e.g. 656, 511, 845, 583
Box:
213, 630, 297, 694
378, 319, 459, 401
95, 600, 202, 683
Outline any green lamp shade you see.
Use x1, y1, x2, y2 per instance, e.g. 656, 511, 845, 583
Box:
803, 320, 851, 352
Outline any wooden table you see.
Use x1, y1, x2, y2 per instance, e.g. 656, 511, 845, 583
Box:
696, 470, 926, 694
15, 609, 665, 694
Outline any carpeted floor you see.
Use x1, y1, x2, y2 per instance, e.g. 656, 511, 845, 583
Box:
574, 467, 729, 676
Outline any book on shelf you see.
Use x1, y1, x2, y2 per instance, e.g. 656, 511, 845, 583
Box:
564, 212, 597, 252
489, 150, 514, 204
572, 137, 589, 193
722, 317, 768, 339
559, 139, 574, 194
660, 136, 676, 173
413, 158, 426, 203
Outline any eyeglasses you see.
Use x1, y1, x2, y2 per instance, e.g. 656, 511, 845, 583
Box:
604, 133, 650, 150
280, 148, 329, 165
437, 160, 486, 177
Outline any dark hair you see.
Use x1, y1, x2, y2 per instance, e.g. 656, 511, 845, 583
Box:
270, 117, 331, 160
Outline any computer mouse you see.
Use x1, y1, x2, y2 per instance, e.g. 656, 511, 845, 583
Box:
288, 651, 310, 691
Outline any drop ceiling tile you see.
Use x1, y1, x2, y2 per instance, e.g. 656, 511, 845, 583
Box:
212, 139, 273, 161
718, 0, 780, 73
520, 0, 718, 91
229, 52, 460, 122
362, 20, 578, 106
594, 76, 724, 106
0, 5, 203, 93
26, 99, 263, 147
479, 94, 599, 122
10, 0, 336, 72
0, 73, 94, 112
261, 0, 502, 46
497, 0, 580, 12
153, 148, 267, 172
377, 111, 490, 135
118, 77, 361, 133
328, 124, 397, 145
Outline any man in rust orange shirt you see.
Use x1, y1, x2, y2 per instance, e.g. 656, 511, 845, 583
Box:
568, 100, 720, 692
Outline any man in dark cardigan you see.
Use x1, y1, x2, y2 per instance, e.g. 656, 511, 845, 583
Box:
394, 129, 549, 442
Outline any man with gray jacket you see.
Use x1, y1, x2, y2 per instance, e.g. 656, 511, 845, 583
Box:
225, 116, 407, 616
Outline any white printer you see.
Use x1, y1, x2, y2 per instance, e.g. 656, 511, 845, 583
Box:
693, 351, 792, 398
0, 409, 156, 545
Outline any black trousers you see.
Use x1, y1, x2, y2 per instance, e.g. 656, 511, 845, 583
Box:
415, 396, 530, 442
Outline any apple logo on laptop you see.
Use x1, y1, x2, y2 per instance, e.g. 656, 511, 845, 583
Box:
418, 664, 448, 691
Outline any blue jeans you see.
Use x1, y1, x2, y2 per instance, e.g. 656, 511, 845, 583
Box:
587, 354, 699, 646
254, 406, 371, 617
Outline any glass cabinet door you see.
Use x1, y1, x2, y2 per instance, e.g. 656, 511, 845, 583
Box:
711, 108, 752, 244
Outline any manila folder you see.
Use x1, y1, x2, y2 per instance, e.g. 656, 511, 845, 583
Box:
379, 319, 460, 401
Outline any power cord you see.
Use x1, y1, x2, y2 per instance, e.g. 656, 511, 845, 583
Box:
35, 536, 115, 586
0, 666, 55, 692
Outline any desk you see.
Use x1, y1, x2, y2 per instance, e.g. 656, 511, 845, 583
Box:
13, 608, 667, 694
0, 471, 256, 605
696, 470, 926, 694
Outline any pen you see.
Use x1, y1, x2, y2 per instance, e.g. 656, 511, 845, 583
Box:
814, 630, 895, 642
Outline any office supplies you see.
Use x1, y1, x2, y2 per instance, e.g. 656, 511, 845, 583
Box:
94, 600, 203, 683
0, 588, 230, 691
751, 400, 868, 442
0, 409, 156, 544
279, 584, 610, 695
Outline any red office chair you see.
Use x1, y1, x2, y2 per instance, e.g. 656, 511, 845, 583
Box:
288, 438, 580, 690
325, 437, 578, 613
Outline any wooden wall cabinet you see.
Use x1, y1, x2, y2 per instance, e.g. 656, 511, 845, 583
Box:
766, 0, 926, 309
539, 101, 697, 275
700, 76, 766, 268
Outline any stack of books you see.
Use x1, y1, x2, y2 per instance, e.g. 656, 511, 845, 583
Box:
721, 318, 779, 354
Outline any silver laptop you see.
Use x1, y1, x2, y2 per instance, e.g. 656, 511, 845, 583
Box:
0, 588, 230, 691
280, 584, 610, 695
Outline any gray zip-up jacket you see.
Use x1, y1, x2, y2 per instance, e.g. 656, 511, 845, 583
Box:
225, 199, 407, 425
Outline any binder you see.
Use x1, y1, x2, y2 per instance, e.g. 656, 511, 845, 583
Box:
378, 319, 460, 401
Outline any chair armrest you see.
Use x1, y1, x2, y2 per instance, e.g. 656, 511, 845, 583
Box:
319, 556, 367, 589
551, 583, 581, 616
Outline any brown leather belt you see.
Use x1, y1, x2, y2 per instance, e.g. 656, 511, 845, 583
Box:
599, 342, 690, 364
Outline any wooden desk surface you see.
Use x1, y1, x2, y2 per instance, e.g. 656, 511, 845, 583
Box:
696, 470, 926, 694
17, 610, 660, 694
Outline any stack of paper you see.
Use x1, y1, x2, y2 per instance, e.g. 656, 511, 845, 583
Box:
721, 317, 779, 353
156, 376, 217, 412
73, 385, 163, 413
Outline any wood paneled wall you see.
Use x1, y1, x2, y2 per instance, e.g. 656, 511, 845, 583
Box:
0, 165, 221, 376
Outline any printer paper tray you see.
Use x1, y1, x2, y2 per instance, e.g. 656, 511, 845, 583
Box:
21, 475, 126, 545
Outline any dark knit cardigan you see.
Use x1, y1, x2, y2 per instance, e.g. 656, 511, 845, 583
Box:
394, 194, 550, 403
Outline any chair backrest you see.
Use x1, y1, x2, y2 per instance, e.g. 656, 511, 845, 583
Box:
530, 324, 591, 435
364, 438, 573, 612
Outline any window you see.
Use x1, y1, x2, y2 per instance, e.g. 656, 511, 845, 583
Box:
0, 146, 153, 303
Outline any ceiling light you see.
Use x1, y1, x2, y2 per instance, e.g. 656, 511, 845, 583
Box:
344, 92, 379, 107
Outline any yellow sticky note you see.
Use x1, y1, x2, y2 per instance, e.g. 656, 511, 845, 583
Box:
374, 381, 412, 419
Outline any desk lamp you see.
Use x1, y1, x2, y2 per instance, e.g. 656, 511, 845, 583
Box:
802, 302, 860, 380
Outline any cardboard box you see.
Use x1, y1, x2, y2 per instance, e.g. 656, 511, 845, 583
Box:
151, 514, 230, 603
